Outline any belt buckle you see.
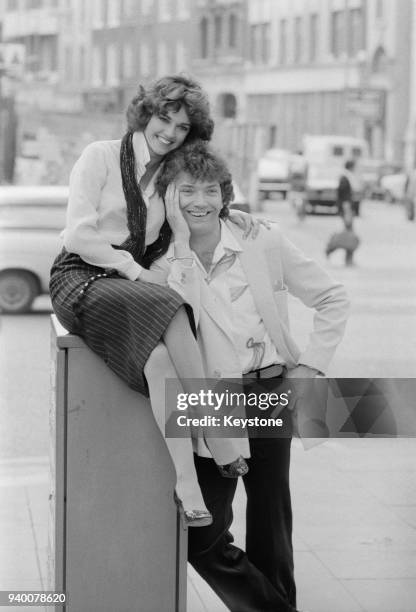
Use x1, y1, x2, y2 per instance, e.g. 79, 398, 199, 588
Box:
258, 364, 283, 379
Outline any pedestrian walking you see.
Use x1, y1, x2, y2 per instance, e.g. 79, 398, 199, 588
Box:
326, 159, 360, 266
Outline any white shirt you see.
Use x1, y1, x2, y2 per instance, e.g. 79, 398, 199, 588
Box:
62, 131, 165, 280
193, 222, 284, 373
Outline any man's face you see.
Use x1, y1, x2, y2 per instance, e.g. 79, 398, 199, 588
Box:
144, 106, 191, 159
175, 172, 223, 233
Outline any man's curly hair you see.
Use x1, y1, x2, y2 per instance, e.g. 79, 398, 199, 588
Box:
156, 140, 234, 218
126, 74, 214, 142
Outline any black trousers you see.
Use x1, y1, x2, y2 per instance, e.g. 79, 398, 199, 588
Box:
188, 435, 296, 612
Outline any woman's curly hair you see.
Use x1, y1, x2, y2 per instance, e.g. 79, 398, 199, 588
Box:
126, 74, 214, 142
156, 140, 234, 219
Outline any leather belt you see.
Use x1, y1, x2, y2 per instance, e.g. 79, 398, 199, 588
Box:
243, 363, 285, 380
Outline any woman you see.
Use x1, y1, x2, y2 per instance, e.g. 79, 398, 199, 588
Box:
50, 74, 253, 526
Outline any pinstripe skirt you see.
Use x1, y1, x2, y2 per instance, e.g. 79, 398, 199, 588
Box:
50, 249, 189, 396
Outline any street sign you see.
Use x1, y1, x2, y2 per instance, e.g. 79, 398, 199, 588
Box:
0, 43, 25, 77
346, 89, 385, 123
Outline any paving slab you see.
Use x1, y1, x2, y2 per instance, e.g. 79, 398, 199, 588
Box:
343, 578, 416, 612
295, 551, 364, 612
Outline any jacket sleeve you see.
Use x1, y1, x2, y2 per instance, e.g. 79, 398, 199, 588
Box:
63, 142, 143, 280
279, 232, 350, 373
150, 255, 201, 327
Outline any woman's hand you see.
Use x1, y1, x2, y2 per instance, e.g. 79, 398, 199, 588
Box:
228, 210, 272, 239
164, 183, 190, 244
139, 269, 168, 286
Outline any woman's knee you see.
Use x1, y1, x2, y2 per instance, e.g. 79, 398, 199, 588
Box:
144, 343, 174, 378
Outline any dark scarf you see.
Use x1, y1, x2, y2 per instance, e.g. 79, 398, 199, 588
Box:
120, 132, 172, 269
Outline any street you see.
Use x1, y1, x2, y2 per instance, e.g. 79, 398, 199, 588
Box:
1, 197, 416, 611
1, 197, 415, 460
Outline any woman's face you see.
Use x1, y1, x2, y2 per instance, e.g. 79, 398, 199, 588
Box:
144, 106, 191, 159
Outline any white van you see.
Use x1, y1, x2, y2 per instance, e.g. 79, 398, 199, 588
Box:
303, 135, 368, 212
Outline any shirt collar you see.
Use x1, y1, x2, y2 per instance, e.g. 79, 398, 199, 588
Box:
165, 219, 242, 262
132, 131, 151, 174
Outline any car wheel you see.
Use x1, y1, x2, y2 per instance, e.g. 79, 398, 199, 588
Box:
0, 271, 39, 314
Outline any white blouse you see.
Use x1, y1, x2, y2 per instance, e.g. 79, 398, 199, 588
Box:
62, 131, 166, 280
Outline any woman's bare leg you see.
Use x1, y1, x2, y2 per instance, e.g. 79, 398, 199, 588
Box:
162, 306, 249, 466
144, 343, 208, 513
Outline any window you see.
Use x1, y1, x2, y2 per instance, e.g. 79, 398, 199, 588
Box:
376, 0, 384, 19
294, 17, 302, 63
348, 8, 364, 57
122, 0, 136, 18
139, 42, 150, 77
64, 46, 72, 81
107, 0, 120, 26
250, 23, 270, 64
92, 46, 103, 86
157, 41, 169, 76
309, 14, 318, 62
279, 19, 287, 65
79, 46, 86, 82
229, 13, 237, 48
332, 146, 344, 157
331, 10, 346, 57
158, 0, 171, 22
141, 0, 152, 16
93, 0, 104, 27
106, 44, 119, 85
200, 17, 209, 58
175, 41, 186, 71
122, 42, 134, 79
215, 14, 223, 47
177, 0, 190, 20
221, 93, 237, 119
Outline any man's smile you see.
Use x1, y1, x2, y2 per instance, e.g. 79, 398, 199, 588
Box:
187, 209, 212, 217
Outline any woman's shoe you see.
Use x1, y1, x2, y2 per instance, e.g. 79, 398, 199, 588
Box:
183, 509, 213, 527
218, 455, 249, 478
174, 491, 213, 528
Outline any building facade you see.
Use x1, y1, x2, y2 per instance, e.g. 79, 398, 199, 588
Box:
1, 0, 415, 185
192, 0, 413, 162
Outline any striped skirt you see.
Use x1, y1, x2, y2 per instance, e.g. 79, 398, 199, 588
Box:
49, 249, 189, 396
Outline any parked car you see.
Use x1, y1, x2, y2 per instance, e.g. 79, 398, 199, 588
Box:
0, 182, 249, 314
0, 186, 68, 313
257, 148, 292, 201
357, 159, 402, 200
379, 172, 407, 203
402, 170, 416, 221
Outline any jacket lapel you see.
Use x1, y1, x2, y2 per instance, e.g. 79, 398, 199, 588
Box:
228, 225, 298, 367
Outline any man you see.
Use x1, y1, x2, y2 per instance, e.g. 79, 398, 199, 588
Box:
152, 141, 349, 612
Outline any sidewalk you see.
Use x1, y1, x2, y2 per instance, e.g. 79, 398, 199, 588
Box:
1, 439, 415, 612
